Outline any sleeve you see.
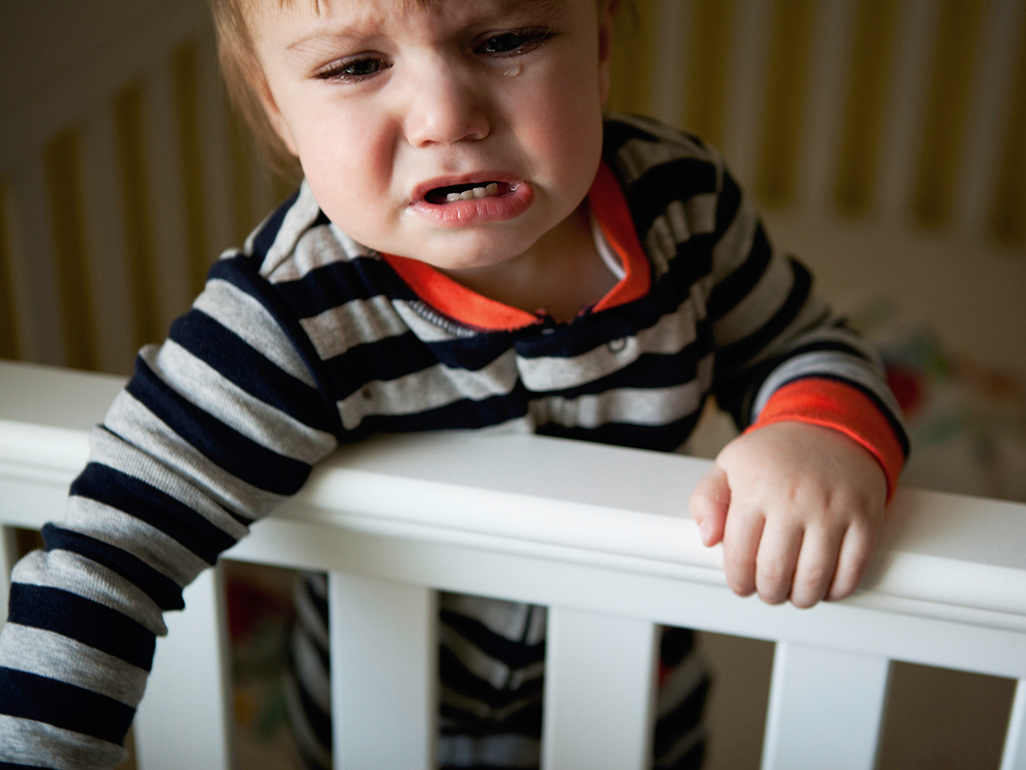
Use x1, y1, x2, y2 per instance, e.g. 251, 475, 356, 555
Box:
0, 255, 342, 768
704, 163, 909, 490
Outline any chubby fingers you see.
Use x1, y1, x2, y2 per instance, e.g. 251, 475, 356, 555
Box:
826, 522, 878, 601
753, 517, 806, 604
788, 527, 844, 608
689, 465, 731, 547
720, 498, 764, 597
724, 515, 845, 607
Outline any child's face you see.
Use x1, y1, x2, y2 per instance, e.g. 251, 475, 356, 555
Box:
250, 0, 614, 272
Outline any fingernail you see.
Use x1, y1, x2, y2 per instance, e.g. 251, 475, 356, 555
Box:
698, 520, 712, 544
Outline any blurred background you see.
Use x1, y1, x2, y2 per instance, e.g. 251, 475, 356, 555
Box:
1, 0, 1024, 768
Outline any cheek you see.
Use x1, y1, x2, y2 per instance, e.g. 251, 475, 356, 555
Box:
296, 108, 396, 212
519, 74, 604, 181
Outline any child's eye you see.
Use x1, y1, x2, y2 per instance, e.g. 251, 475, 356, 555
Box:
476, 28, 553, 56
315, 56, 389, 82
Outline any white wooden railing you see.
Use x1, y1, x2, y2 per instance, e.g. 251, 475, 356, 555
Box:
3, 359, 1026, 770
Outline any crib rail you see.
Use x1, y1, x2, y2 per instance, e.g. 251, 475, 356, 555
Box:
2, 359, 1026, 770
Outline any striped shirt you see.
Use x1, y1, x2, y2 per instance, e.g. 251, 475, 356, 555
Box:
0, 115, 907, 769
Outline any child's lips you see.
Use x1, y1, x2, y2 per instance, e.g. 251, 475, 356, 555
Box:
408, 175, 533, 226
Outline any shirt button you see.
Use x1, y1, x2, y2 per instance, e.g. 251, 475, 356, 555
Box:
607, 337, 627, 353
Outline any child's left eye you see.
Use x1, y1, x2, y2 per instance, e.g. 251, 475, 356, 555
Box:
476, 28, 552, 56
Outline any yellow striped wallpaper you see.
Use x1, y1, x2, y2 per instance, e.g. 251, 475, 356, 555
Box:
114, 82, 163, 352
606, 0, 1026, 236
912, 0, 988, 228
756, 0, 817, 207
682, 0, 735, 149
45, 128, 98, 371
607, 0, 658, 120
993, 24, 1026, 245
835, 0, 902, 216
173, 43, 212, 299
0, 186, 18, 361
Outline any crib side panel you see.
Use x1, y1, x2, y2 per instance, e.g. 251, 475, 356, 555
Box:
329, 573, 437, 770
542, 607, 659, 770
0, 526, 16, 628
761, 641, 891, 770
1003, 680, 1026, 770
133, 564, 234, 770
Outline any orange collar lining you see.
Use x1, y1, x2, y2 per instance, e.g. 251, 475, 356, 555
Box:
381, 161, 651, 331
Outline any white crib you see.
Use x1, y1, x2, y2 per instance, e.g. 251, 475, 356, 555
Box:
2, 0, 1026, 767
2, 359, 1026, 770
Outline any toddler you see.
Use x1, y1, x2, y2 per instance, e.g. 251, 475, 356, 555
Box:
0, 0, 907, 768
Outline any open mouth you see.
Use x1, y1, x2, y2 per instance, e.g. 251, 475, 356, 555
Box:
424, 181, 512, 205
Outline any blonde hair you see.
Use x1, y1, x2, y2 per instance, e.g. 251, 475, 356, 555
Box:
210, 0, 437, 175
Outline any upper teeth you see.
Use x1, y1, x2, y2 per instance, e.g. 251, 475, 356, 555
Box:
447, 183, 500, 202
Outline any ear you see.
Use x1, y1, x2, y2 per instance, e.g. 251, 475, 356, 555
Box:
597, 0, 617, 105
251, 67, 300, 157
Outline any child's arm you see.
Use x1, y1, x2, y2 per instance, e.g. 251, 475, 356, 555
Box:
644, 127, 910, 606
0, 249, 342, 767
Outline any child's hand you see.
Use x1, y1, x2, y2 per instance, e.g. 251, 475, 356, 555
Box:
689, 422, 887, 608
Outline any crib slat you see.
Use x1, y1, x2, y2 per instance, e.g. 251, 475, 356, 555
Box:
0, 525, 17, 628
329, 573, 437, 770
541, 607, 658, 770
761, 641, 890, 770
1002, 679, 1026, 770
134, 564, 234, 770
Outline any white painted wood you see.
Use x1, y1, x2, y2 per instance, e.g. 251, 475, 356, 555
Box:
542, 607, 658, 770
2, 361, 1026, 765
761, 641, 890, 770
0, 525, 17, 629
329, 573, 437, 770
134, 563, 234, 770
1002, 679, 1026, 770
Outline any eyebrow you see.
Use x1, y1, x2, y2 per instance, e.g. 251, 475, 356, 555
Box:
284, 0, 568, 53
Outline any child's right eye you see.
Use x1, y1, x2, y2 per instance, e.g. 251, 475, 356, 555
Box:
315, 56, 389, 82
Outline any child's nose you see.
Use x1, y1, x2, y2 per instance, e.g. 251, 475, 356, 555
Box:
403, 62, 490, 147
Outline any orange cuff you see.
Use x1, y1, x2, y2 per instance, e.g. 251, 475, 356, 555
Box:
746, 378, 906, 500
